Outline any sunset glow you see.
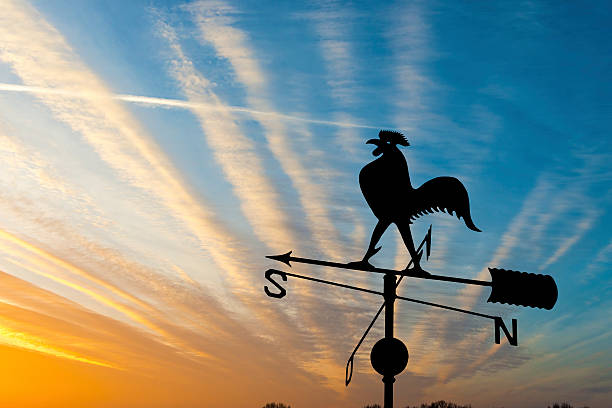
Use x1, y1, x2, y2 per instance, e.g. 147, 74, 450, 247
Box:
0, 1, 609, 407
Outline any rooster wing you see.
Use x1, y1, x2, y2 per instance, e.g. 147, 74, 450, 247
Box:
408, 176, 481, 232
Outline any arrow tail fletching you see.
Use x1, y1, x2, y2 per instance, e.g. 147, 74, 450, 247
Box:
487, 268, 558, 310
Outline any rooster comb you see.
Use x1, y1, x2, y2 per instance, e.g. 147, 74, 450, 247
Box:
378, 130, 410, 146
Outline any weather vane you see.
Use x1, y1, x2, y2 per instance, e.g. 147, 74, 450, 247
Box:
264, 130, 558, 408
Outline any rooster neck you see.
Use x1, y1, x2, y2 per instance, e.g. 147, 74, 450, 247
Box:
361, 148, 413, 187
383, 148, 412, 188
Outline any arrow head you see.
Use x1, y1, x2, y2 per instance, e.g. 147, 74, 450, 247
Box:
266, 251, 293, 267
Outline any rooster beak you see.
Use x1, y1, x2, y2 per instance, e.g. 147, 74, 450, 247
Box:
366, 139, 382, 156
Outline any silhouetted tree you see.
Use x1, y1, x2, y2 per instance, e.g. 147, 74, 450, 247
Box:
364, 401, 470, 408
360, 400, 590, 408
411, 401, 471, 408
366, 401, 472, 408
262, 403, 291, 408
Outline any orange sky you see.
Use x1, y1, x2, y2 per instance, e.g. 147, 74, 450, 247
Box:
0, 271, 347, 408
0, 1, 609, 407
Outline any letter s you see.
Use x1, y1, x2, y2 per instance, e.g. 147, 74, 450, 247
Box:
264, 269, 287, 299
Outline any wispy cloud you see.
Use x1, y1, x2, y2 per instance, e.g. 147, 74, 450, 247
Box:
302, 2, 367, 155
0, 321, 115, 368
304, 4, 360, 107
186, 1, 354, 260
386, 1, 433, 131
0, 0, 255, 297
0, 0, 317, 372
156, 16, 299, 254
0, 82, 379, 129
539, 208, 600, 271
584, 239, 612, 282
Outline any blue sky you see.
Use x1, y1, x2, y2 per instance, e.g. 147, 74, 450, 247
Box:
0, 1, 609, 407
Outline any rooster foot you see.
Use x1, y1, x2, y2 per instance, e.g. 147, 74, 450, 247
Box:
404, 264, 430, 277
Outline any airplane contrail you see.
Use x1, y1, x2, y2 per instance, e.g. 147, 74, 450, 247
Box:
0, 82, 383, 129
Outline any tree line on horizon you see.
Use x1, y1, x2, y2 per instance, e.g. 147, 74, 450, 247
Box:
261, 400, 590, 408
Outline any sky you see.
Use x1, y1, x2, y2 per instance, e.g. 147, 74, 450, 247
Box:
0, 0, 610, 407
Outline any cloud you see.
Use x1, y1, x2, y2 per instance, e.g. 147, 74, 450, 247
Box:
157, 16, 299, 253
0, 321, 115, 369
185, 1, 367, 263
0, 0, 326, 382
583, 239, 612, 282
0, 0, 257, 298
538, 208, 600, 271
0, 82, 378, 129
300, 2, 370, 158
302, 4, 361, 106
386, 1, 433, 129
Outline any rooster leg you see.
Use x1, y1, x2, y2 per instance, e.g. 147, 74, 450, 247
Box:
362, 219, 391, 264
396, 219, 428, 275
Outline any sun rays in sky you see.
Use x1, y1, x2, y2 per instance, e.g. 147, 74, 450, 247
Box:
0, 0, 610, 407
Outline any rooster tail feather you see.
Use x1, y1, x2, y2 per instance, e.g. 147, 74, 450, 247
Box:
411, 176, 481, 232
463, 210, 481, 232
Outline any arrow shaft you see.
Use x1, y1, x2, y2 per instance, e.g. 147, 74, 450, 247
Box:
277, 255, 491, 287
424, 274, 491, 286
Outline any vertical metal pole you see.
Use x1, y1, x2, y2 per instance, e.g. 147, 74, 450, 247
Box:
383, 272, 396, 408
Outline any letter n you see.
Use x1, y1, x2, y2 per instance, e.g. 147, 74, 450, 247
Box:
494, 317, 518, 346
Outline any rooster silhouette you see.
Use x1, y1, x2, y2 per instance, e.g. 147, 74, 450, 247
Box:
356, 130, 480, 272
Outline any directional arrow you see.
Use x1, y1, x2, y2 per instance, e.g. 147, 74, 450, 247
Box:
266, 254, 491, 287
267, 250, 557, 309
